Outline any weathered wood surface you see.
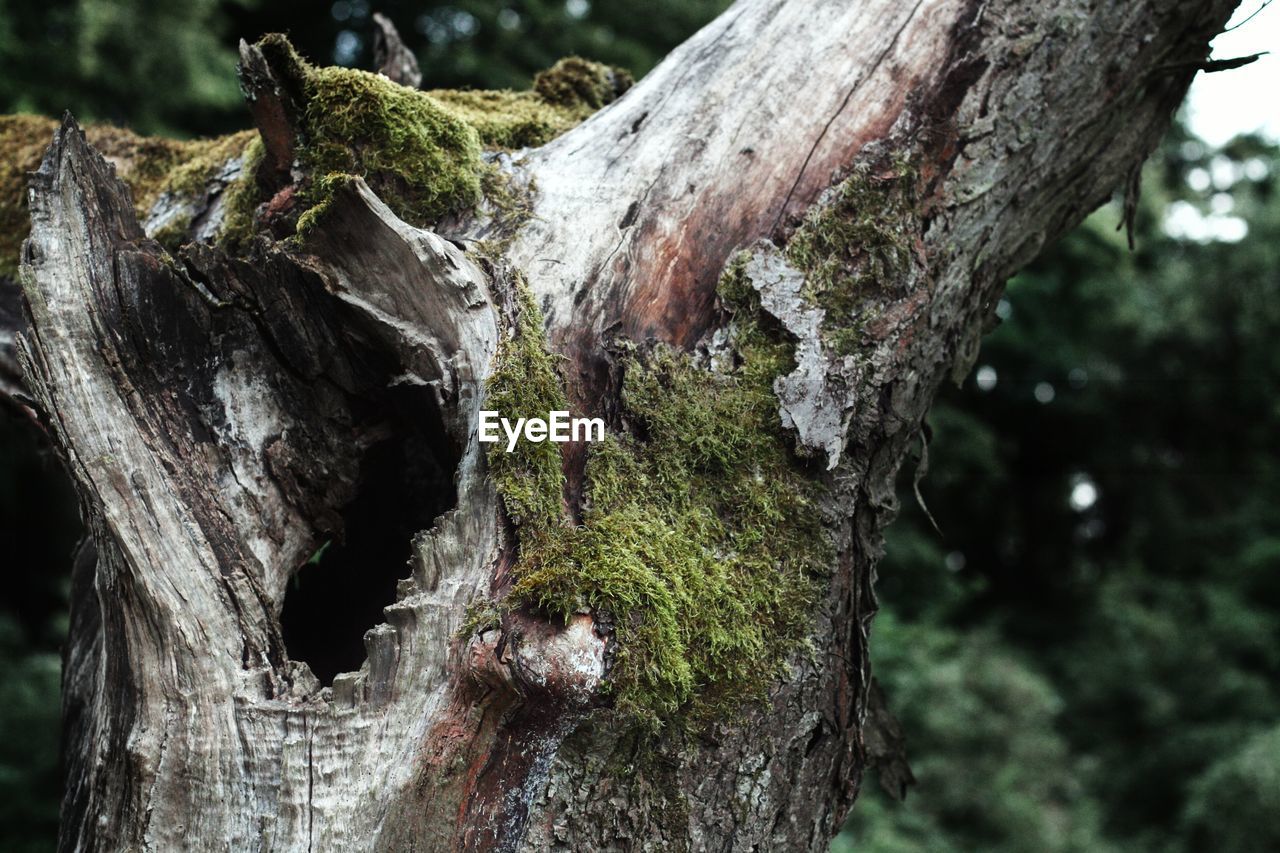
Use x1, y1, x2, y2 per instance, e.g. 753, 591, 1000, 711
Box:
13, 0, 1237, 850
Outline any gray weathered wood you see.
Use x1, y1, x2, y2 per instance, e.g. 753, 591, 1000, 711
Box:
14, 0, 1238, 850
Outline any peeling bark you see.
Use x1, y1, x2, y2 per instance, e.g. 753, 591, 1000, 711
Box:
10, 0, 1239, 850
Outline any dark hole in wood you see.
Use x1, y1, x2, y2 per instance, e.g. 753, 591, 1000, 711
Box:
281, 384, 458, 685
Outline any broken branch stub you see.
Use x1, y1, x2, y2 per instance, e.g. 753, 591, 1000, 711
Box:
373, 12, 424, 88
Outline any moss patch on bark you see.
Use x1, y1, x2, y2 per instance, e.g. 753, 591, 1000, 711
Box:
785, 159, 919, 354
147, 130, 263, 253
0, 115, 55, 277
2, 39, 628, 269
267, 33, 628, 231
434, 56, 633, 152
299, 64, 487, 228
1, 115, 257, 275
484, 269, 829, 730
532, 56, 633, 111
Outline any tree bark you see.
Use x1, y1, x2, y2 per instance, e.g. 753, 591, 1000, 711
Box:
10, 0, 1237, 850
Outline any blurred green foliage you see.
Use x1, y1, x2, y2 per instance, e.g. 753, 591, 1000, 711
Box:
0, 0, 251, 135
1, 2, 1278, 851
837, 616, 1115, 853
1182, 724, 1280, 852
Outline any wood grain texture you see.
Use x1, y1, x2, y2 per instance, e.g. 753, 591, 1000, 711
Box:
13, 0, 1238, 849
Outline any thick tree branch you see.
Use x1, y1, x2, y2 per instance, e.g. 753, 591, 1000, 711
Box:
11, 0, 1240, 850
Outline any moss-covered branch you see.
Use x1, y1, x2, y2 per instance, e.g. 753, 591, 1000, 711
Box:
252, 34, 630, 235
1, 39, 630, 274
484, 268, 830, 730
785, 157, 920, 355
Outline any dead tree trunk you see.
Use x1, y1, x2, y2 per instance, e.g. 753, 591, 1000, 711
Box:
7, 0, 1236, 849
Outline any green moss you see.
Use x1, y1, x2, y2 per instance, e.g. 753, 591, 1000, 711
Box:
3, 43, 630, 271
214, 137, 266, 251
485, 279, 571, 529
484, 267, 829, 730
293, 171, 361, 237
258, 34, 630, 232
0, 115, 58, 277
786, 159, 918, 354
147, 129, 262, 253
0, 115, 259, 274
148, 218, 190, 254
427, 89, 588, 149
533, 56, 633, 111
1, 39, 630, 267
432, 56, 630, 148
459, 599, 502, 638
300, 65, 485, 227
153, 130, 257, 202
478, 166, 536, 244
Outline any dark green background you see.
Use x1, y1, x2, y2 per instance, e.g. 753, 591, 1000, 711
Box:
2, 2, 1277, 850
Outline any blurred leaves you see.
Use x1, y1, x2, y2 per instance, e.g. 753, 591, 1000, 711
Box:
1182, 724, 1280, 852
0, 0, 252, 135
837, 615, 1114, 853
